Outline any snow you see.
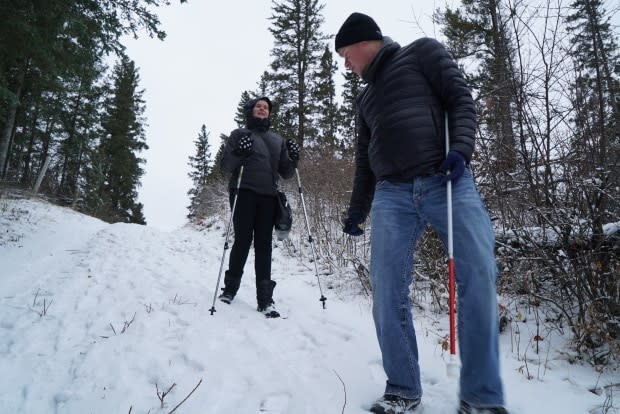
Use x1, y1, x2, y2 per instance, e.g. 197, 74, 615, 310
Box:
603, 221, 620, 237
0, 197, 616, 414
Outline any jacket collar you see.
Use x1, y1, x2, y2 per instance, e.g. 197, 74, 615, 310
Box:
362, 37, 400, 84
247, 116, 270, 132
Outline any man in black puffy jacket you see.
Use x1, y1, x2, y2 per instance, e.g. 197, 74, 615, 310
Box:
336, 12, 508, 414
219, 96, 299, 318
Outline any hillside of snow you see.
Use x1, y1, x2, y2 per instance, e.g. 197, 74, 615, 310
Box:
0, 197, 615, 413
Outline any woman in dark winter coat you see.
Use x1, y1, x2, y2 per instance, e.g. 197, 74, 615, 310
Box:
218, 96, 300, 318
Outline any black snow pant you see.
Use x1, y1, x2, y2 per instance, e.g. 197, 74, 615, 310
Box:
224, 189, 276, 303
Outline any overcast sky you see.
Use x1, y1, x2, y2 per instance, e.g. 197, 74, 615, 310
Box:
123, 1, 452, 230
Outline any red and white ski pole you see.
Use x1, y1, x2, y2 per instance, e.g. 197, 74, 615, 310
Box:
445, 112, 459, 377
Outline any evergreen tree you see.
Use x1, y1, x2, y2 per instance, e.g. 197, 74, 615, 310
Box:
93, 55, 148, 224
437, 0, 517, 172
313, 44, 340, 152
0, 0, 70, 178
234, 91, 253, 128
339, 70, 364, 156
266, 0, 328, 148
567, 0, 619, 223
208, 132, 228, 183
567, 0, 619, 168
80, 143, 103, 211
56, 59, 106, 205
527, 0, 620, 360
0, 0, 175, 178
187, 124, 212, 219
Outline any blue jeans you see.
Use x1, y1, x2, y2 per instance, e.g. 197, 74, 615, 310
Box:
369, 169, 504, 406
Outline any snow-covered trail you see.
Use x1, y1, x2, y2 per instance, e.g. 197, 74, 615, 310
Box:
0, 198, 610, 413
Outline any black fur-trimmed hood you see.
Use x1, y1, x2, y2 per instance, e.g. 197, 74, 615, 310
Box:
244, 96, 273, 131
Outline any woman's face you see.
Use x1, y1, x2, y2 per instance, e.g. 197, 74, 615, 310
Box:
253, 100, 270, 119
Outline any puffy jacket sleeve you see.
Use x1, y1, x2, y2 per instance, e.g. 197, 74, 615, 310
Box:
417, 37, 476, 162
277, 138, 296, 179
347, 110, 376, 221
220, 128, 250, 173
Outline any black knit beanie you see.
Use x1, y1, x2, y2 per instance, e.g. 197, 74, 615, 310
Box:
335, 12, 382, 50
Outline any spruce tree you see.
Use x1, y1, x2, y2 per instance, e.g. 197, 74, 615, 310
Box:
56, 59, 106, 204
187, 124, 212, 219
234, 91, 252, 128
566, 0, 619, 230
313, 44, 340, 151
339, 70, 364, 156
565, 0, 619, 332
437, 0, 517, 172
95, 55, 148, 224
0, 0, 173, 178
208, 132, 228, 183
567, 0, 619, 168
266, 0, 328, 148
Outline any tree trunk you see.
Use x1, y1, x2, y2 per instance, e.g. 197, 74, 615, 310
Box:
489, 0, 516, 172
0, 62, 27, 178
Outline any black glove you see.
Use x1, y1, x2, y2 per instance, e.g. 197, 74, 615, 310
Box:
439, 150, 466, 185
233, 133, 253, 157
342, 212, 364, 236
286, 139, 300, 161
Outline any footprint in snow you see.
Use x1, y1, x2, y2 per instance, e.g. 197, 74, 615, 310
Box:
258, 391, 291, 413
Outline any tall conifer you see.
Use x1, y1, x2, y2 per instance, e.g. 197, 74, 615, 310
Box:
95, 55, 148, 224
437, 0, 517, 171
339, 70, 364, 155
314, 45, 340, 151
187, 124, 212, 219
266, 0, 328, 148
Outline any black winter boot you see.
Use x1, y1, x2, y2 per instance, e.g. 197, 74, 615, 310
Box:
458, 401, 509, 414
370, 394, 421, 413
256, 280, 280, 318
218, 271, 241, 304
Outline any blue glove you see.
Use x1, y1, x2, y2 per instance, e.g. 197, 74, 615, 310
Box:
439, 150, 466, 185
233, 133, 253, 157
342, 213, 364, 236
286, 139, 300, 161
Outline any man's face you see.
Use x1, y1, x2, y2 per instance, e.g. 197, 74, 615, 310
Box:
253, 100, 270, 119
337, 42, 372, 76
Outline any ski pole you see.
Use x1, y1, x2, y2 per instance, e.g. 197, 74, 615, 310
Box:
209, 165, 244, 315
294, 167, 327, 309
445, 112, 458, 377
